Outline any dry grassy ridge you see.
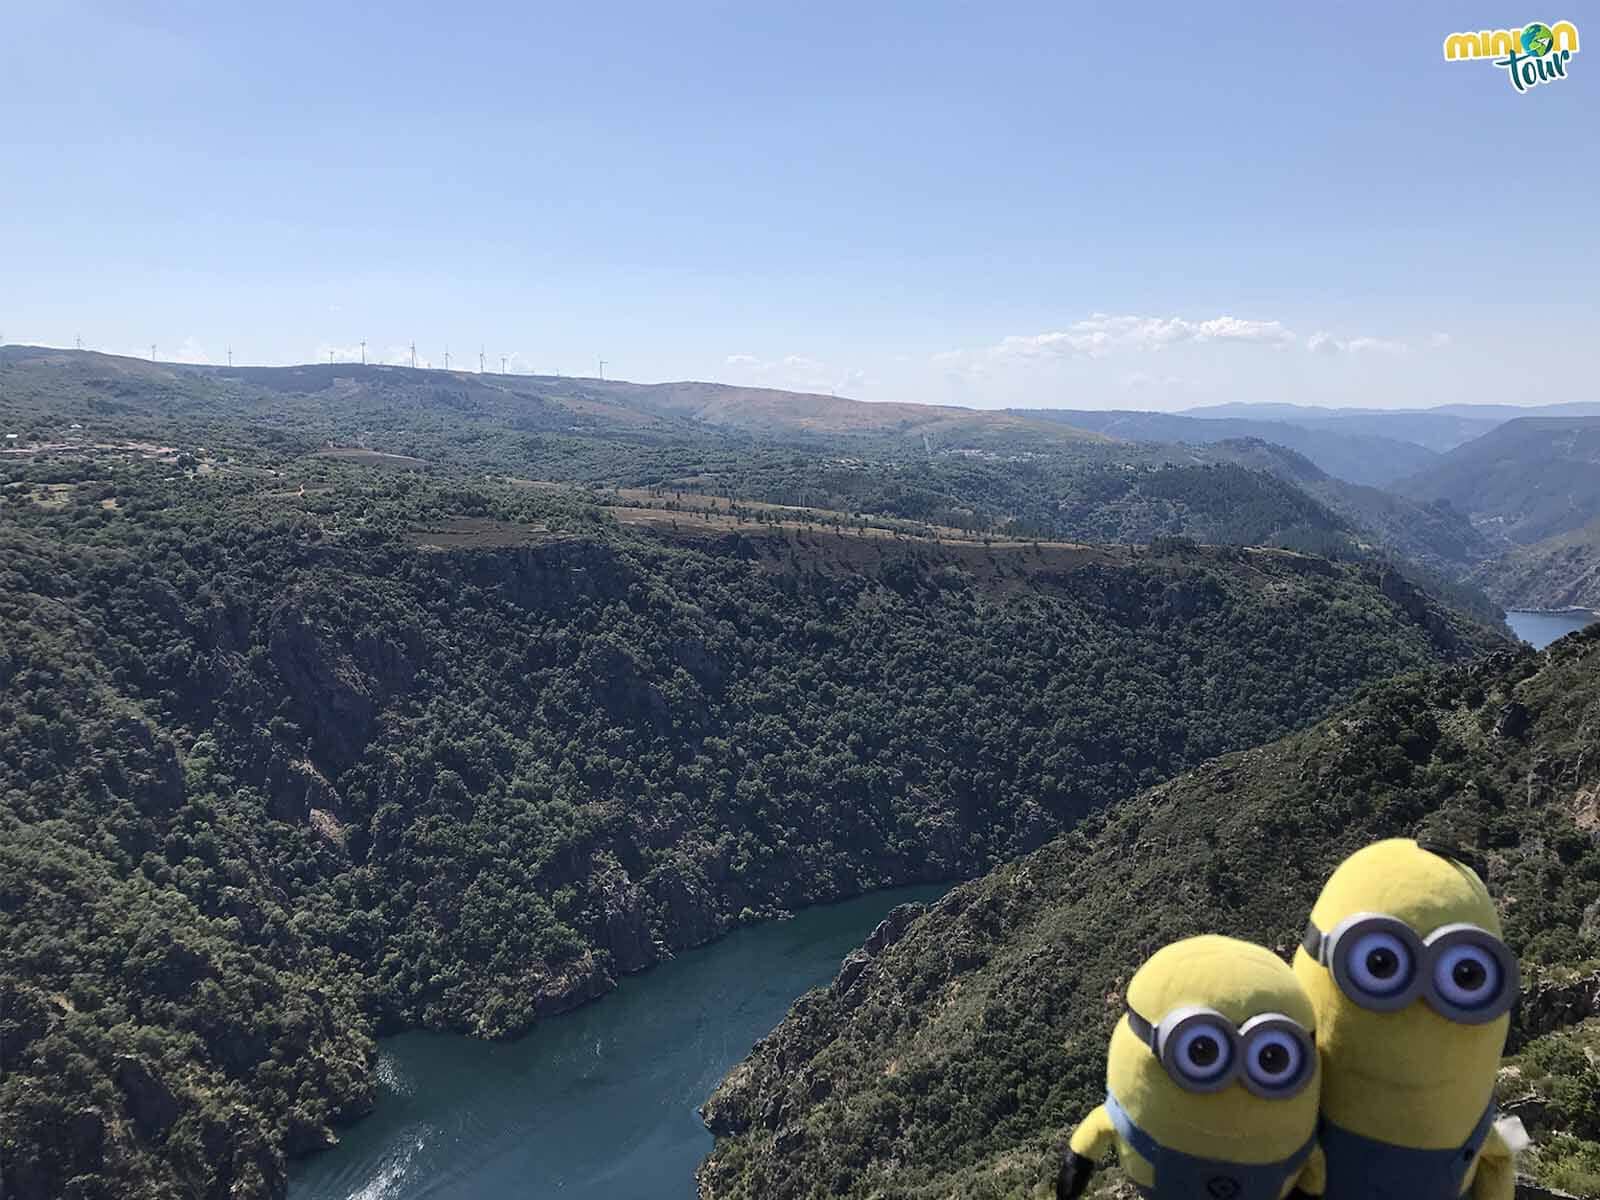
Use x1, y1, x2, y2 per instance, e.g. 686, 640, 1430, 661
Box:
401, 499, 1402, 603
697, 629, 1600, 1200
0, 345, 1111, 452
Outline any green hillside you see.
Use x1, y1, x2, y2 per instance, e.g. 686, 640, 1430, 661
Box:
0, 347, 1504, 619
698, 631, 1600, 1199
1015, 408, 1440, 487
0, 346, 1105, 471
1199, 438, 1495, 576
0, 447, 1509, 1200
1398, 418, 1600, 546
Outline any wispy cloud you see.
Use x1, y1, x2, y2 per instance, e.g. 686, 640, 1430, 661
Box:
994, 314, 1296, 360
124, 337, 214, 364
314, 342, 367, 364
1307, 331, 1410, 355
942, 313, 1444, 369
723, 351, 859, 393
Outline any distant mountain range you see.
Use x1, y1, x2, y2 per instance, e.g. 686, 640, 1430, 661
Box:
1014, 408, 1440, 487
4, 346, 1595, 612
1182, 400, 1600, 453
1394, 417, 1600, 546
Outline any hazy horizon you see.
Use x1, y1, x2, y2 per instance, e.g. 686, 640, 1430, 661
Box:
11, 341, 1597, 420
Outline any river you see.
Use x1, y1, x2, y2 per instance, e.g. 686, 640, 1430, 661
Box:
289, 884, 947, 1200
289, 610, 1595, 1200
1505, 608, 1599, 649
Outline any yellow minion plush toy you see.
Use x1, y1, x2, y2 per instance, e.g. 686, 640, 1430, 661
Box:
1293, 839, 1520, 1199
1059, 935, 1324, 1200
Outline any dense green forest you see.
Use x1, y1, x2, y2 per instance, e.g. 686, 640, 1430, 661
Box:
0, 441, 1507, 1199
698, 630, 1600, 1199
1200, 438, 1495, 579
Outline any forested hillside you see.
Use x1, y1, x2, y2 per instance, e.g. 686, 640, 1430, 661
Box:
1015, 408, 1439, 487
1475, 518, 1600, 611
1398, 418, 1600, 546
1198, 438, 1495, 579
0, 449, 1506, 1200
698, 630, 1600, 1200
0, 347, 1508, 621
605, 448, 1502, 628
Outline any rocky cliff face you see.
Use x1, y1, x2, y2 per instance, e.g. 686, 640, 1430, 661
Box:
701, 902, 928, 1140
1475, 521, 1600, 613
268, 601, 418, 772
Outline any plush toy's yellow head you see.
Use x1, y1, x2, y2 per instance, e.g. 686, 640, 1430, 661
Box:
1292, 838, 1514, 1148
1108, 935, 1321, 1165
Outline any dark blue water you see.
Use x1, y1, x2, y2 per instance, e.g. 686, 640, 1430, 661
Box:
1506, 609, 1598, 649
289, 885, 945, 1200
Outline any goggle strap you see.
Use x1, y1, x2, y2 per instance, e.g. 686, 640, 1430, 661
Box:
1301, 921, 1326, 964
1124, 1004, 1158, 1053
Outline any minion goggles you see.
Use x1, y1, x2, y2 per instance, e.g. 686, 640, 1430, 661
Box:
1301, 913, 1518, 1024
1124, 1003, 1316, 1097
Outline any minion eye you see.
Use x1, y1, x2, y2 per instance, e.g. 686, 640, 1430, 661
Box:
1244, 1031, 1305, 1094
1433, 943, 1501, 1010
1172, 1021, 1233, 1083
1347, 930, 1414, 996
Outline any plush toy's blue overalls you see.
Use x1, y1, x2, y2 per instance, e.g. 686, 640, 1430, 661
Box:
1106, 1093, 1318, 1200
1318, 1104, 1496, 1200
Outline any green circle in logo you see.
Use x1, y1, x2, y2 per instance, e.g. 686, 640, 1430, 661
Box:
1522, 23, 1555, 56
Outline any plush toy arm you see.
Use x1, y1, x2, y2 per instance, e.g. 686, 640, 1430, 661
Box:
1469, 1125, 1516, 1200
1058, 1106, 1116, 1200
1285, 1143, 1325, 1198
1068, 1105, 1117, 1160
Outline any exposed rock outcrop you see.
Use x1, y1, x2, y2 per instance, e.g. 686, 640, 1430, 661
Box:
267, 603, 416, 772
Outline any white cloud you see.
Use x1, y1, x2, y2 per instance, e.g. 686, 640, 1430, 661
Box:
124, 337, 213, 364
955, 314, 1445, 368
993, 313, 1296, 361
930, 348, 989, 380
314, 342, 366, 364
1307, 332, 1412, 355
1345, 336, 1409, 354
723, 351, 863, 395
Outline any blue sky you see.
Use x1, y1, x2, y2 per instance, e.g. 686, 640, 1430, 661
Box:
2, 2, 1593, 410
